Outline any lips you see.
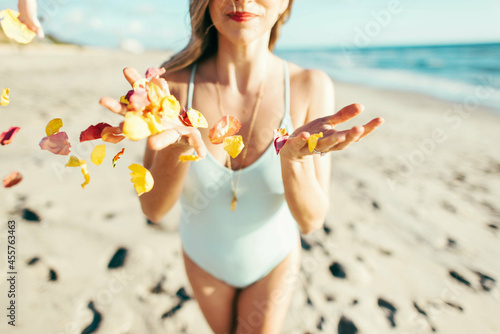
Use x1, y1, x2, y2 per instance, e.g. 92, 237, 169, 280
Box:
228, 11, 257, 22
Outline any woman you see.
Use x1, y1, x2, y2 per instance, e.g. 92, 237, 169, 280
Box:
101, 0, 383, 332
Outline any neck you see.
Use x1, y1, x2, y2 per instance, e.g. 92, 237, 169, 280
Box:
214, 33, 272, 93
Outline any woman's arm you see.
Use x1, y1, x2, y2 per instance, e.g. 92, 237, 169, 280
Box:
280, 70, 333, 234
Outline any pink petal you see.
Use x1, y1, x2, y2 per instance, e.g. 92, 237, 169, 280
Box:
39, 131, 71, 155
0, 126, 21, 145
127, 87, 149, 111
274, 136, 289, 155
145, 67, 166, 80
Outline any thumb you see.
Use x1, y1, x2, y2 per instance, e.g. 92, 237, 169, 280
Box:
33, 19, 44, 38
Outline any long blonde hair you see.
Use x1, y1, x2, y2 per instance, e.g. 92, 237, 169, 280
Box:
164, 0, 294, 73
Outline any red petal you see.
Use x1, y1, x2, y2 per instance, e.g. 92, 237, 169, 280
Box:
209, 115, 242, 144
0, 126, 21, 145
39, 132, 71, 155
3, 171, 22, 188
274, 136, 289, 154
179, 107, 191, 126
80, 122, 112, 142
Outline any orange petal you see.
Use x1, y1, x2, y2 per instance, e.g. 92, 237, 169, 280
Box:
273, 128, 289, 154
45, 118, 63, 136
122, 112, 151, 141
39, 132, 71, 155
0, 9, 36, 44
129, 163, 154, 196
179, 154, 200, 162
179, 108, 208, 128
90, 144, 106, 165
3, 171, 22, 188
308, 132, 323, 152
101, 126, 125, 143
112, 148, 125, 168
209, 115, 242, 144
80, 122, 112, 142
1, 88, 10, 106
0, 126, 21, 145
223, 135, 244, 159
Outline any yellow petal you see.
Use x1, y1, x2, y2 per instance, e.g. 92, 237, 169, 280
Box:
90, 144, 106, 165
187, 108, 208, 128
179, 154, 200, 162
308, 132, 323, 152
65, 155, 85, 167
64, 155, 90, 188
0, 9, 36, 44
143, 112, 163, 135
160, 95, 181, 121
45, 118, 63, 136
223, 135, 245, 159
119, 95, 129, 105
129, 163, 154, 196
80, 163, 90, 189
1, 88, 10, 106
122, 112, 151, 141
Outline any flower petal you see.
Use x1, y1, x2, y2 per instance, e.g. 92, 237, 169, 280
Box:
179, 154, 200, 162
1, 88, 10, 106
90, 144, 106, 165
80, 122, 112, 142
160, 95, 181, 121
101, 126, 125, 143
308, 132, 323, 152
3, 171, 22, 188
39, 132, 71, 155
112, 148, 125, 168
122, 112, 151, 141
45, 118, 63, 136
65, 156, 89, 188
145, 67, 166, 80
0, 9, 36, 44
127, 87, 149, 111
209, 115, 242, 144
223, 135, 245, 159
0, 126, 20, 145
132, 78, 148, 90
273, 128, 289, 155
129, 163, 154, 196
179, 107, 208, 128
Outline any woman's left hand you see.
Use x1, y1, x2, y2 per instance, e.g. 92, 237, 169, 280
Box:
279, 103, 384, 160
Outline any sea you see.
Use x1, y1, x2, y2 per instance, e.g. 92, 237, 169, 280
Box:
276, 43, 500, 112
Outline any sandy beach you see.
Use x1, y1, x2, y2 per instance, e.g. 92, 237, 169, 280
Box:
1, 42, 499, 334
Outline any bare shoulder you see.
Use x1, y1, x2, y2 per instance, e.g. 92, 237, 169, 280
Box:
159, 61, 193, 107
286, 62, 335, 122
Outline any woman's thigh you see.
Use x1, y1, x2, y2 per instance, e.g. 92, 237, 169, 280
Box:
235, 235, 302, 334
182, 249, 238, 334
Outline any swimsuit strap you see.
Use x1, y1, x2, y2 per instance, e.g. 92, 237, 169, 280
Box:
187, 62, 198, 110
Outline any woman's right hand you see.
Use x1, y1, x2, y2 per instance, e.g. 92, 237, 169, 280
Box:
99, 67, 207, 159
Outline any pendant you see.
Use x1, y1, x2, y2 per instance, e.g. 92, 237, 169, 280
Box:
231, 194, 237, 212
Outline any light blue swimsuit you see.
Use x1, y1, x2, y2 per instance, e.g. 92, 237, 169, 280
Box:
179, 60, 300, 288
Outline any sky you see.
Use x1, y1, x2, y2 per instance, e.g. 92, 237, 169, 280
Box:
1, 0, 499, 50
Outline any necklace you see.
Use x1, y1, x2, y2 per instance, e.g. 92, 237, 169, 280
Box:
214, 57, 268, 211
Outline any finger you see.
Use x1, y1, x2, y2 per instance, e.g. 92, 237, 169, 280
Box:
99, 97, 127, 116
123, 67, 143, 87
332, 126, 364, 151
148, 129, 182, 151
355, 117, 384, 142
314, 130, 346, 152
34, 20, 44, 38
327, 103, 364, 126
184, 129, 207, 158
